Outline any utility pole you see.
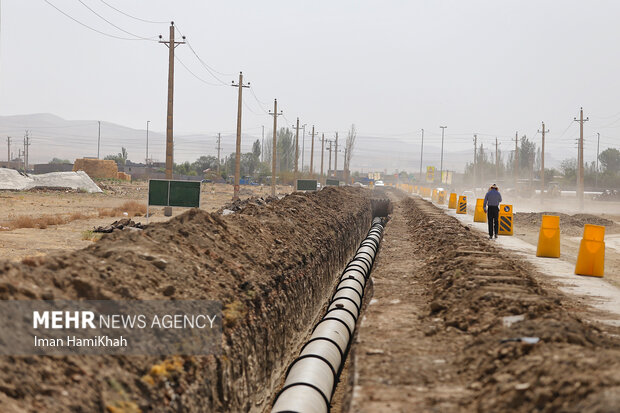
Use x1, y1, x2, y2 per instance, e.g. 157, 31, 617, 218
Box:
574, 108, 589, 210
269, 99, 283, 196
327, 140, 333, 176
146, 120, 150, 165
320, 133, 325, 183
19, 149, 23, 172
261, 125, 265, 163
538, 122, 549, 201
419, 129, 424, 181
216, 133, 222, 174
24, 131, 30, 172
6, 136, 10, 168
310, 126, 315, 177
159, 22, 185, 214
595, 132, 600, 189
301, 124, 306, 173
495, 137, 499, 182
334, 132, 339, 173
231, 72, 250, 200
293, 118, 300, 178
97, 121, 101, 159
514, 131, 519, 186
344, 147, 349, 183
473, 134, 478, 188
439, 126, 447, 183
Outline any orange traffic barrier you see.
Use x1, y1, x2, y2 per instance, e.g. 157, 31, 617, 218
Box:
431, 189, 438, 202
498, 205, 513, 236
457, 195, 467, 214
448, 193, 457, 209
536, 215, 560, 258
575, 224, 605, 277
473, 199, 486, 222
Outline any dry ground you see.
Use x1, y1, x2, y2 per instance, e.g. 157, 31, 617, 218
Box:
0, 181, 292, 261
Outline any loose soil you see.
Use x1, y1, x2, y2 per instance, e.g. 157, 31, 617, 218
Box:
350, 193, 620, 412
0, 182, 292, 262
0, 187, 372, 412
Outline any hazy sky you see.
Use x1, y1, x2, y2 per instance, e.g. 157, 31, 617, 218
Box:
0, 0, 619, 168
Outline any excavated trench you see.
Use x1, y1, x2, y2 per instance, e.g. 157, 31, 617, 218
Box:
0, 187, 390, 412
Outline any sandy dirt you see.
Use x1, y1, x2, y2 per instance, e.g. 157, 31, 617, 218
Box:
0, 182, 292, 261
0, 186, 370, 412
350, 194, 620, 412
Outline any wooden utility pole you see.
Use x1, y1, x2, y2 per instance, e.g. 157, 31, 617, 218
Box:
269, 99, 283, 196
473, 134, 478, 188
344, 147, 349, 183
24, 131, 30, 172
327, 140, 333, 176
261, 125, 264, 163
216, 133, 221, 174
495, 137, 499, 182
97, 121, 101, 159
310, 126, 315, 177
320, 133, 325, 183
596, 132, 600, 189
439, 126, 447, 183
538, 122, 549, 201
159, 23, 185, 178
159, 22, 185, 215
293, 118, 300, 178
514, 131, 519, 185
301, 124, 306, 173
574, 107, 589, 210
231, 72, 250, 200
334, 132, 339, 173
419, 129, 424, 180
6, 137, 10, 168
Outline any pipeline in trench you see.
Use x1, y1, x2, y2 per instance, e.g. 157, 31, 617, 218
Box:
271, 216, 386, 413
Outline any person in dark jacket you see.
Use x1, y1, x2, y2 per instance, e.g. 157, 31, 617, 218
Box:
483, 184, 502, 239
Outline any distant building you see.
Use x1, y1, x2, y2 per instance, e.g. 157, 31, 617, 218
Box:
34, 163, 74, 174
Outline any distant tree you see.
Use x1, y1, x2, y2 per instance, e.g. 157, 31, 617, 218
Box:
48, 158, 70, 164
264, 128, 295, 172
599, 148, 620, 174
104, 147, 128, 167
252, 139, 261, 160
191, 156, 219, 173
344, 124, 357, 182
560, 158, 577, 186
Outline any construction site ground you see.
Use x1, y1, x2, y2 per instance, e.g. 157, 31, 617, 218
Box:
0, 182, 291, 261
350, 191, 620, 412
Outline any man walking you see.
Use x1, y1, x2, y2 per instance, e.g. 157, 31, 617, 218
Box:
483, 184, 502, 239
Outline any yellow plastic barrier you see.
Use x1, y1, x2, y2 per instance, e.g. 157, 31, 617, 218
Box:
536, 215, 561, 258
431, 189, 438, 202
437, 190, 446, 205
448, 193, 457, 209
457, 195, 467, 214
473, 199, 486, 222
498, 204, 513, 236
575, 224, 605, 277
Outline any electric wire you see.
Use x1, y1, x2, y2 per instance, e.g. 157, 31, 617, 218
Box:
43, 0, 152, 41
77, 0, 158, 41
98, 0, 168, 24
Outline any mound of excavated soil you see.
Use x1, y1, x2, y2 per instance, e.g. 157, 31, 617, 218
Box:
406, 198, 620, 412
515, 212, 615, 236
0, 187, 375, 412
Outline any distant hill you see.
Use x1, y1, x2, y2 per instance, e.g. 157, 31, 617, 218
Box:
0, 113, 566, 173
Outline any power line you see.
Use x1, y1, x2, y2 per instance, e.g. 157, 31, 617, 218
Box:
77, 0, 157, 41
98, 0, 168, 24
175, 55, 225, 86
43, 0, 152, 41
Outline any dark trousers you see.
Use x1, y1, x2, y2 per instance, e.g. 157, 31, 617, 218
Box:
487, 206, 499, 237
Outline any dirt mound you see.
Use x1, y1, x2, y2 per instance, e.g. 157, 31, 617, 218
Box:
403, 198, 620, 412
217, 194, 279, 214
515, 212, 615, 236
0, 186, 375, 412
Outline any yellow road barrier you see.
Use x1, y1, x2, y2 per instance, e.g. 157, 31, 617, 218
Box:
431, 188, 438, 202
437, 190, 446, 205
575, 224, 605, 277
457, 195, 467, 214
473, 199, 486, 222
498, 204, 513, 235
536, 215, 560, 258
448, 193, 457, 209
